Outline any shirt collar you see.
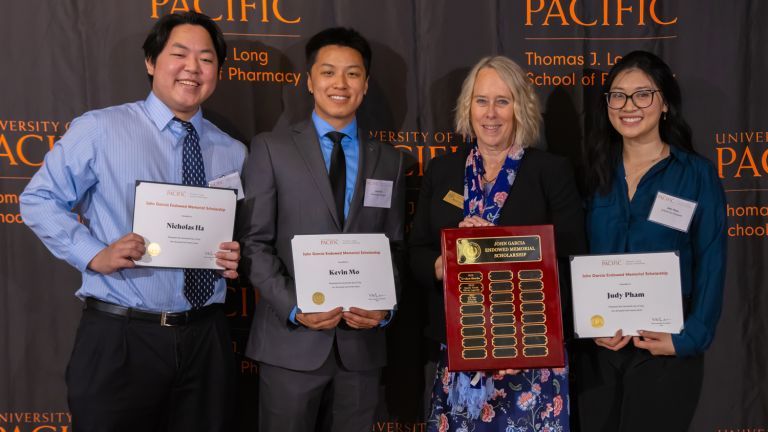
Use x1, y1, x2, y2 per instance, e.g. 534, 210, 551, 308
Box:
311, 111, 357, 141
668, 144, 690, 164
144, 91, 204, 136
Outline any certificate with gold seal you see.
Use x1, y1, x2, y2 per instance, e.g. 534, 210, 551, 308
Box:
132, 181, 237, 269
441, 225, 565, 372
570, 251, 684, 338
291, 233, 397, 313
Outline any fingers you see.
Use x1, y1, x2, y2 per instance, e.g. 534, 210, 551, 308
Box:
594, 329, 632, 351
121, 232, 146, 244
215, 242, 240, 279
457, 216, 494, 228
297, 308, 343, 330
595, 336, 631, 351
217, 241, 241, 262
612, 336, 632, 350
497, 369, 521, 376
632, 331, 676, 356
434, 255, 444, 281
88, 233, 146, 274
218, 241, 240, 252
216, 251, 240, 264
343, 308, 387, 329
346, 307, 387, 319
114, 257, 137, 270
219, 269, 239, 280
636, 329, 663, 340
296, 314, 340, 330
116, 233, 146, 259
216, 256, 239, 270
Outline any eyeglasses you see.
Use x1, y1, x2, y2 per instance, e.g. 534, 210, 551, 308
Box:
604, 89, 660, 109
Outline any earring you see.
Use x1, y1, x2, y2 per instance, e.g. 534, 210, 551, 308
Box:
663, 112, 667, 121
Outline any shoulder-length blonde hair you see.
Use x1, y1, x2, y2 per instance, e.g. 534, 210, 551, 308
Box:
454, 56, 542, 148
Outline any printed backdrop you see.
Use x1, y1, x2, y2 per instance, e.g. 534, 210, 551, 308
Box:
1, 1, 766, 431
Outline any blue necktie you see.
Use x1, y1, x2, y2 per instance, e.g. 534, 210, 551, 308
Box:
176, 118, 217, 309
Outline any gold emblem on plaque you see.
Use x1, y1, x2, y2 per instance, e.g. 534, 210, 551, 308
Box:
590, 315, 605, 328
457, 239, 481, 264
312, 292, 325, 305
147, 242, 162, 257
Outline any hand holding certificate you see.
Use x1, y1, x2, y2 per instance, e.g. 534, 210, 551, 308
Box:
132, 181, 237, 270
570, 251, 684, 338
291, 234, 397, 313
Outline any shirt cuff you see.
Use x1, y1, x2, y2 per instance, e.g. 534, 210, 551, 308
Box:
378, 310, 395, 327
289, 305, 299, 325
70, 237, 108, 273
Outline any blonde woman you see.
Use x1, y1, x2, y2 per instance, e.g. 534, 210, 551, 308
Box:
409, 56, 586, 431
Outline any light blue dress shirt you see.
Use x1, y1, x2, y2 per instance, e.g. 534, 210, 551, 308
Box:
20, 92, 247, 312
289, 113, 391, 326
312, 111, 359, 218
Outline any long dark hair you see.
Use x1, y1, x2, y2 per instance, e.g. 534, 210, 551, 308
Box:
582, 50, 694, 196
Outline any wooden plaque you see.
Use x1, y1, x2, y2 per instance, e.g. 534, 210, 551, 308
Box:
441, 225, 565, 371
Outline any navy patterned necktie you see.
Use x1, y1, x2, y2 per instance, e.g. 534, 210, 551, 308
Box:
326, 131, 347, 226
175, 118, 217, 309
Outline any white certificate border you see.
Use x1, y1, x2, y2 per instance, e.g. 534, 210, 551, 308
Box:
291, 232, 397, 312
131, 180, 237, 270
568, 250, 683, 338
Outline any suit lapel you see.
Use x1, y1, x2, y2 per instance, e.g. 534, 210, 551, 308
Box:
346, 131, 380, 231
292, 121, 342, 228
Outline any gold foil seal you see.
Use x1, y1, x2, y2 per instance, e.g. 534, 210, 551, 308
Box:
147, 242, 162, 257
312, 292, 325, 305
590, 315, 605, 328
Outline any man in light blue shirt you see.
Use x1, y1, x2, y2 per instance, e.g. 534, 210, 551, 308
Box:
238, 27, 405, 432
20, 12, 245, 432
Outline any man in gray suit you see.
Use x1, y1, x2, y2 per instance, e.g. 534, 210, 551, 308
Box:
238, 27, 405, 432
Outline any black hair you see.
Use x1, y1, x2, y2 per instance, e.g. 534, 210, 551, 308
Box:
582, 50, 694, 196
142, 11, 227, 82
305, 27, 371, 75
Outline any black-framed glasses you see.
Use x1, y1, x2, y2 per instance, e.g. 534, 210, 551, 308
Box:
605, 89, 661, 109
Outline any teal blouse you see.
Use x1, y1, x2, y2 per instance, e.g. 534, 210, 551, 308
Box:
586, 145, 727, 357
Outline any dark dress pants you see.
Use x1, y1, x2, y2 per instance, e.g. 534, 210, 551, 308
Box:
575, 342, 704, 432
258, 340, 381, 432
66, 307, 237, 432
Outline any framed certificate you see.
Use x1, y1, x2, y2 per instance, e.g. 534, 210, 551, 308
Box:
570, 251, 684, 338
441, 225, 565, 372
131, 181, 237, 270
292, 233, 397, 312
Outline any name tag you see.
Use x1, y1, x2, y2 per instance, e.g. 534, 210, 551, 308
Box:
443, 190, 464, 209
647, 191, 697, 232
208, 171, 244, 200
363, 179, 393, 208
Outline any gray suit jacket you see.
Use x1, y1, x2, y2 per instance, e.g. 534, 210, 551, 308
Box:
238, 120, 405, 372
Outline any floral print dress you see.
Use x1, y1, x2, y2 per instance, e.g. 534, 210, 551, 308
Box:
427, 143, 571, 431
427, 353, 570, 432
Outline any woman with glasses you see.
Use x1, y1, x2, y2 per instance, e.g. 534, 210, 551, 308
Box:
576, 50, 726, 431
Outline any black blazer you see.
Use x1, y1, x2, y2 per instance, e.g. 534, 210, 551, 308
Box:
408, 146, 587, 343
